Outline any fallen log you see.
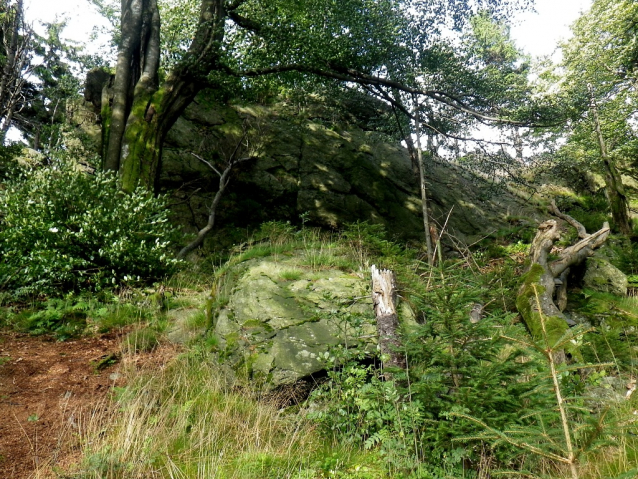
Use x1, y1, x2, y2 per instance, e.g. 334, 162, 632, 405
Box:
516, 201, 610, 360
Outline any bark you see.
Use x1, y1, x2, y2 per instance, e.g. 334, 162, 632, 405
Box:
177, 153, 251, 259
103, 0, 226, 192
588, 84, 632, 236
0, 0, 31, 142
516, 204, 610, 361
412, 94, 434, 265
371, 265, 405, 371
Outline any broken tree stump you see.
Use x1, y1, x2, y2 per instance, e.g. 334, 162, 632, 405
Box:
516, 201, 610, 360
371, 265, 406, 371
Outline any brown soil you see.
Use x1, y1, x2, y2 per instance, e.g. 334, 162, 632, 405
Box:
0, 329, 179, 479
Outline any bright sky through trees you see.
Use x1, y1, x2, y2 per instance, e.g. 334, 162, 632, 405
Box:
510, 0, 592, 58
24, 0, 592, 59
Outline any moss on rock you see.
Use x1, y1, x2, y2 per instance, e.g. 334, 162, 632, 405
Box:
208, 255, 379, 387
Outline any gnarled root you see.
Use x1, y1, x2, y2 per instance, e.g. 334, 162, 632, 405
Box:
516, 201, 610, 360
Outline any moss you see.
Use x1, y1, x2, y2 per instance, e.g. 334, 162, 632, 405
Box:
515, 264, 545, 326
516, 264, 580, 358
100, 101, 112, 163
120, 87, 166, 192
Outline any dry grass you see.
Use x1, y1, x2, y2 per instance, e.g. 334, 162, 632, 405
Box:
74, 352, 333, 479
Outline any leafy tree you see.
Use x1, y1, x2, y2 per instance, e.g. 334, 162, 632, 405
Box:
0, 0, 34, 143
25, 20, 85, 152
98, 0, 549, 193
560, 0, 638, 236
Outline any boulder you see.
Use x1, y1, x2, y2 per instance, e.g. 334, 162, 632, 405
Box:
210, 256, 377, 387
583, 257, 628, 296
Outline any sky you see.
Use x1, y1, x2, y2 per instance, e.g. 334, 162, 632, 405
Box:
23, 0, 593, 60
509, 0, 593, 59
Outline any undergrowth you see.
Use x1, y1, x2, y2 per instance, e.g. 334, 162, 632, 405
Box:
5, 220, 638, 478
77, 350, 384, 479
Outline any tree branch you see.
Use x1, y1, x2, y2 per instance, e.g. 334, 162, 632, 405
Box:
227, 10, 262, 32
233, 63, 558, 127
548, 199, 588, 239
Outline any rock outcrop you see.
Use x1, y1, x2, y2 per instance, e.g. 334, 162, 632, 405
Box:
583, 256, 628, 296
160, 95, 540, 245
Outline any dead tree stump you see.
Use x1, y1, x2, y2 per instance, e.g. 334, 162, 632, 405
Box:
516, 201, 610, 360
371, 265, 406, 371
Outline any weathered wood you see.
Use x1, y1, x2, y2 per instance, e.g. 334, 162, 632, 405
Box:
371, 265, 405, 371
516, 205, 610, 361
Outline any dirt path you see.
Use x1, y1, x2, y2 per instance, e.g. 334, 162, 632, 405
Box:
0, 330, 126, 478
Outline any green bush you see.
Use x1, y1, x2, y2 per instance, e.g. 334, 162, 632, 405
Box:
310, 269, 548, 476
0, 162, 181, 297
0, 143, 24, 183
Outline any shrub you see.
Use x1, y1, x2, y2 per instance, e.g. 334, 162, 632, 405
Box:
0, 143, 25, 183
310, 268, 545, 476
0, 162, 181, 297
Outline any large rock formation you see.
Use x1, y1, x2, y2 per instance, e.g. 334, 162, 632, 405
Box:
160, 94, 540, 245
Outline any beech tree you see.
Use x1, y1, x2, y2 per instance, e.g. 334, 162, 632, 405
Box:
560, 0, 638, 236
0, 0, 33, 143
98, 0, 548, 193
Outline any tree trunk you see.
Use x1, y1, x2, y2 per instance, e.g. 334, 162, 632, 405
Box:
0, 0, 30, 142
371, 265, 405, 372
103, 0, 225, 192
588, 84, 632, 236
412, 94, 434, 265
516, 202, 610, 360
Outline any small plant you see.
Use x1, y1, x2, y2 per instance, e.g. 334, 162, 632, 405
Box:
278, 268, 304, 281
122, 327, 160, 354
451, 285, 626, 479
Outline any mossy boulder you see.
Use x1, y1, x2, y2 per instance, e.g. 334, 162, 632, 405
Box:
583, 257, 628, 296
210, 256, 377, 387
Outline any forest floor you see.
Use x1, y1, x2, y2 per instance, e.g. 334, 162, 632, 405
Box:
0, 328, 179, 478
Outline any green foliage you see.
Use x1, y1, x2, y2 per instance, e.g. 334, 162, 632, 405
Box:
0, 143, 24, 182
568, 290, 638, 371
311, 267, 544, 475
453, 301, 623, 479
554, 193, 610, 234
1, 292, 150, 339
611, 240, 638, 276
122, 326, 160, 354
0, 162, 181, 298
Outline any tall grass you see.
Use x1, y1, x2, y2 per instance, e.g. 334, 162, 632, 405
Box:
77, 350, 375, 479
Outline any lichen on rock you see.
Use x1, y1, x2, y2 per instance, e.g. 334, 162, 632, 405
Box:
210, 256, 377, 387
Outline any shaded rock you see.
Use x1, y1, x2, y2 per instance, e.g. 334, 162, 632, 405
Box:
583, 257, 628, 296
160, 96, 541, 244
210, 257, 376, 387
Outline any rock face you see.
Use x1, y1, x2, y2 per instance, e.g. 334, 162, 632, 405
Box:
583, 257, 628, 296
161, 96, 540, 244
210, 256, 375, 387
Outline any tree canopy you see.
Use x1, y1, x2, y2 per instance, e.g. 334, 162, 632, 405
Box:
92, 0, 547, 192
558, 0, 638, 235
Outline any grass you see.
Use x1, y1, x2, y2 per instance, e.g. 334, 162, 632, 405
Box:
76, 351, 384, 479
4, 220, 638, 479
278, 268, 304, 281
121, 326, 160, 354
